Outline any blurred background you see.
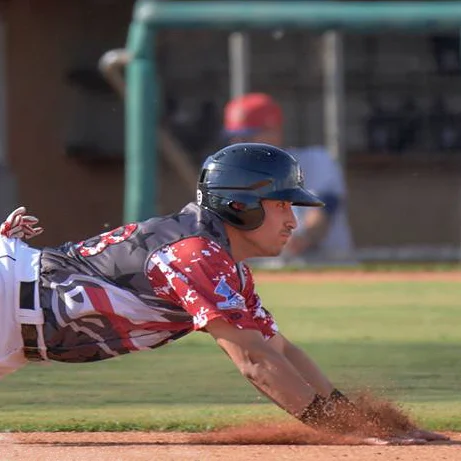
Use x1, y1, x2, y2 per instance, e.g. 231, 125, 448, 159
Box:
1, 0, 461, 265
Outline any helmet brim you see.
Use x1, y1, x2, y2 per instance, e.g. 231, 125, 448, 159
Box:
265, 187, 325, 207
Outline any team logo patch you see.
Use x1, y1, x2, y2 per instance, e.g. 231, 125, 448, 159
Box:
214, 277, 246, 310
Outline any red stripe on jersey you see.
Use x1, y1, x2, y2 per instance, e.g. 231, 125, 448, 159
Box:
84, 286, 137, 351
84, 286, 192, 351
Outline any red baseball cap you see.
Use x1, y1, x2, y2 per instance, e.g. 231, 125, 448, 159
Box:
223, 93, 283, 137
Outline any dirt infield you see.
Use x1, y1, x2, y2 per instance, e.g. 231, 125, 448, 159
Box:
253, 270, 461, 283
1, 430, 461, 461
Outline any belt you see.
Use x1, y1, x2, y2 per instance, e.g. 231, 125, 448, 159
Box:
19, 281, 45, 362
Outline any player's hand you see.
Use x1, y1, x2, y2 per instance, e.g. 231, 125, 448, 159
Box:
372, 430, 449, 445
362, 436, 423, 445
403, 428, 449, 442
362, 409, 450, 445
307, 390, 450, 445
0, 206, 44, 240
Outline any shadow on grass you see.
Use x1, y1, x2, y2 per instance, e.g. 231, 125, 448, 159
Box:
0, 341, 460, 408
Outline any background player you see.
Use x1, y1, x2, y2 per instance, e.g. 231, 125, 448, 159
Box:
223, 93, 355, 266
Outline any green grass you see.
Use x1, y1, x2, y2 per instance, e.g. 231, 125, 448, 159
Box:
0, 280, 460, 432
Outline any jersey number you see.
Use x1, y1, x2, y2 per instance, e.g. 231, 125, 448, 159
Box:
76, 223, 138, 257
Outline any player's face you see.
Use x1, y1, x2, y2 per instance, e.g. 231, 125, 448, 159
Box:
243, 200, 297, 257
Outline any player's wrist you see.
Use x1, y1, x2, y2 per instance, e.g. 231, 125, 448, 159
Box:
330, 388, 353, 406
297, 393, 334, 426
297, 389, 357, 427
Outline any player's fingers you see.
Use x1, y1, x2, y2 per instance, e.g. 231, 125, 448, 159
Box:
10, 213, 24, 229
21, 215, 39, 225
408, 429, 450, 442
362, 437, 390, 446
23, 227, 44, 239
8, 228, 25, 239
7, 206, 26, 218
6, 207, 26, 225
22, 224, 36, 233
386, 436, 427, 445
23, 224, 44, 235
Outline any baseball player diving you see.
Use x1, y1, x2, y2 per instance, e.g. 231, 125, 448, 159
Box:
0, 143, 447, 443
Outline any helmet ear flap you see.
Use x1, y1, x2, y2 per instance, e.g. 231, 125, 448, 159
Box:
201, 194, 265, 230
227, 200, 266, 230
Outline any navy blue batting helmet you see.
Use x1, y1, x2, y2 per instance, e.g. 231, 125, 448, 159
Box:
197, 143, 324, 230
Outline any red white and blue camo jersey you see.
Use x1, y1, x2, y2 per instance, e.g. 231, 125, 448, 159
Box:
147, 236, 278, 337
39, 203, 278, 363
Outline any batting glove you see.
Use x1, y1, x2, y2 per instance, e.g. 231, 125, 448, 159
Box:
0, 206, 44, 240
299, 389, 366, 431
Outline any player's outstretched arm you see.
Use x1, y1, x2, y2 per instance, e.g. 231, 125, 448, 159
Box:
0, 206, 43, 240
207, 322, 449, 443
206, 318, 349, 426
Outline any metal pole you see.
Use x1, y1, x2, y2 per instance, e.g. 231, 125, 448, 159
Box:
125, 20, 157, 222
229, 31, 251, 98
135, 1, 461, 30
457, 30, 461, 263
323, 30, 345, 165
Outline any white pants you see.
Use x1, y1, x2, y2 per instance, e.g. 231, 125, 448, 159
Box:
0, 236, 44, 379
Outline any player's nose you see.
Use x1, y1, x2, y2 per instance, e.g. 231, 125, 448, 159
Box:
286, 206, 297, 230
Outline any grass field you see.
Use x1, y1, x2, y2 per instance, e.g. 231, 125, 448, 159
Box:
0, 277, 460, 432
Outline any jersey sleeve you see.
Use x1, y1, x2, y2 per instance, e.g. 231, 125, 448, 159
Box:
240, 263, 279, 340
146, 236, 278, 338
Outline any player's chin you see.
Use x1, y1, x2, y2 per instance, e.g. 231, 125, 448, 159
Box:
266, 245, 284, 257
